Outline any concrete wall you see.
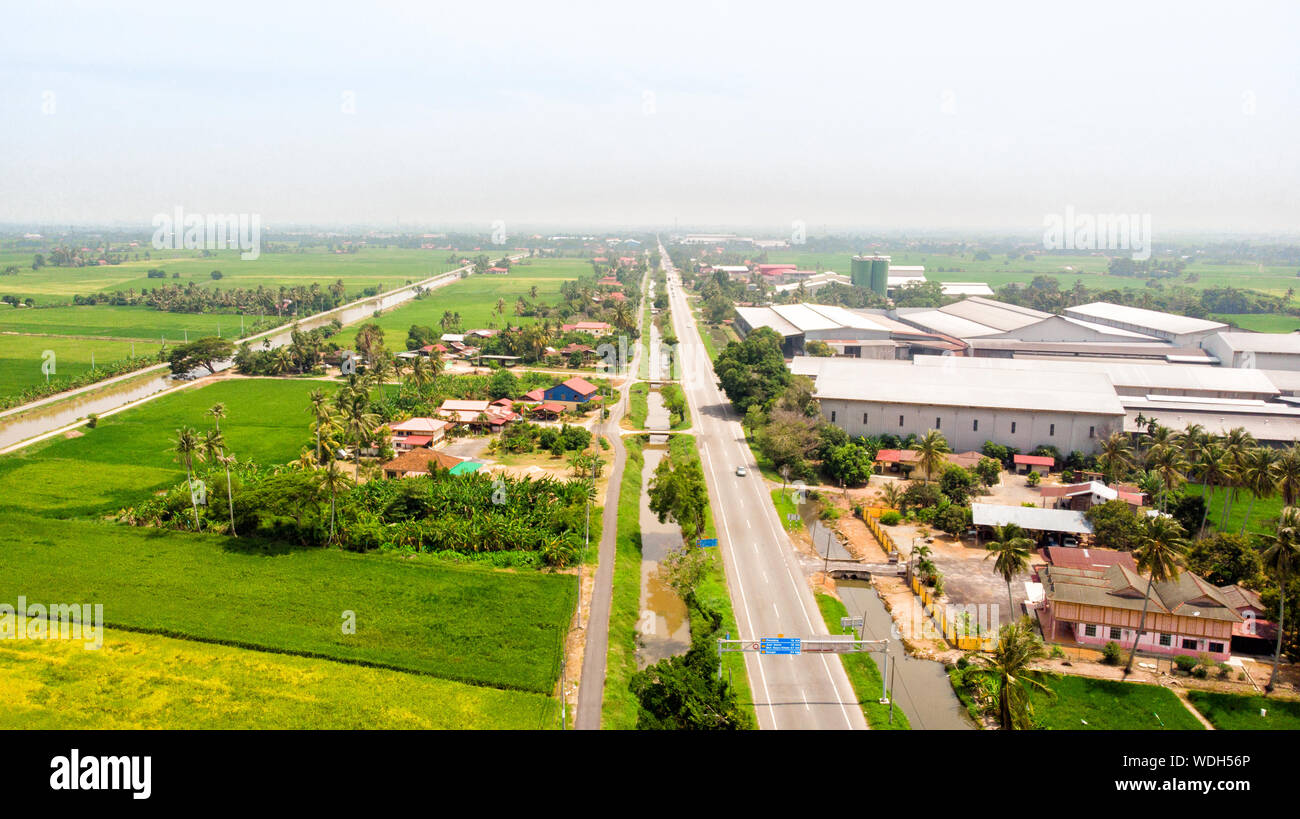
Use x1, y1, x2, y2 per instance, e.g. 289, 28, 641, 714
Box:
815, 398, 1121, 454
1066, 621, 1231, 662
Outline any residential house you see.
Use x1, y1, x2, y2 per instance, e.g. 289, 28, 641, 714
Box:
437, 399, 518, 431
1040, 481, 1144, 511
543, 377, 601, 406
1039, 563, 1240, 662
390, 417, 451, 451
560, 321, 612, 335
1013, 453, 1055, 474
381, 448, 465, 479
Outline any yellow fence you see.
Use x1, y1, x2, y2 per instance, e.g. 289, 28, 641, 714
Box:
861, 506, 996, 652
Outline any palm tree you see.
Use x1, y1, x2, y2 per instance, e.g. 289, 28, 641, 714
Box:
1262, 507, 1300, 692
1275, 445, 1300, 507
1124, 515, 1188, 673
308, 388, 332, 462
208, 402, 227, 434
216, 452, 238, 536
1239, 447, 1279, 535
317, 460, 352, 544
914, 429, 951, 483
984, 523, 1034, 617
1145, 443, 1187, 512
406, 355, 432, 396
1197, 443, 1235, 536
969, 618, 1053, 730
1097, 431, 1133, 485
880, 481, 903, 510
341, 392, 378, 477
1220, 427, 1257, 527
172, 427, 203, 531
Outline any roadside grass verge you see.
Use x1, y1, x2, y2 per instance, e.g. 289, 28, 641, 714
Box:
771, 489, 802, 531
1186, 691, 1300, 730
1029, 674, 1204, 730
0, 512, 576, 694
601, 435, 645, 729
0, 626, 558, 729
661, 382, 691, 431
626, 382, 648, 429
814, 593, 910, 729
670, 433, 756, 727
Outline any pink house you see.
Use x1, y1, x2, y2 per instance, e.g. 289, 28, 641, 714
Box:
1039, 563, 1240, 662
390, 417, 451, 451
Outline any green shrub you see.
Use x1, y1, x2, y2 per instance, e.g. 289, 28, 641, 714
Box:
1026, 470, 1041, 487
879, 510, 902, 525
1174, 654, 1197, 673
1102, 641, 1122, 665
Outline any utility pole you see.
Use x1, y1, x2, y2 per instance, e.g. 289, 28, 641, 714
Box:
560, 656, 566, 730
887, 655, 896, 725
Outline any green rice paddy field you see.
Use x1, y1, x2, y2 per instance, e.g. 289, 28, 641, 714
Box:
0, 246, 463, 304
764, 250, 1299, 298
0, 333, 163, 398
351, 257, 591, 347
0, 376, 576, 726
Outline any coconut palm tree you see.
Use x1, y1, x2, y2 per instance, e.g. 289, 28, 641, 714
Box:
1097, 430, 1133, 485
1124, 515, 1188, 673
172, 427, 203, 531
1220, 427, 1257, 526
307, 388, 332, 462
984, 523, 1034, 618
914, 429, 951, 483
1262, 507, 1300, 692
1196, 443, 1234, 536
1239, 447, 1279, 535
208, 402, 227, 434
216, 451, 238, 536
406, 354, 432, 396
968, 618, 1053, 730
341, 392, 378, 477
317, 459, 351, 544
1274, 445, 1300, 507
1145, 443, 1187, 513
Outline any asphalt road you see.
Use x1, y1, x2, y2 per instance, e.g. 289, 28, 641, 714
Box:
659, 241, 865, 730
573, 267, 648, 730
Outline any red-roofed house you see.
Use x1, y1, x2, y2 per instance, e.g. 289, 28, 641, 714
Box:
1013, 453, 1055, 474
560, 321, 612, 335
522, 388, 546, 402
390, 417, 452, 450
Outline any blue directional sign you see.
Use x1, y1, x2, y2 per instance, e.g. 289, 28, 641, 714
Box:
697, 538, 718, 548
760, 638, 802, 655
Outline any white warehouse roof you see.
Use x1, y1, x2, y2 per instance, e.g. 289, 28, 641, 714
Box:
971, 503, 1093, 535
1065, 302, 1227, 336
1209, 331, 1300, 354
792, 357, 1126, 416
910, 354, 1280, 397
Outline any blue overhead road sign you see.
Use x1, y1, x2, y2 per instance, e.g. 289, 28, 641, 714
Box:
760, 638, 802, 655
697, 538, 718, 548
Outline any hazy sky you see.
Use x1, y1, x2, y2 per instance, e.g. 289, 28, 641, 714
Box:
2, 0, 1298, 234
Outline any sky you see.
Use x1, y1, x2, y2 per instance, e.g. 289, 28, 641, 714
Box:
1, 0, 1298, 235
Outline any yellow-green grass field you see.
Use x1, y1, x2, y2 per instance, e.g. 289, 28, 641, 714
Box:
353, 258, 593, 347
0, 333, 163, 400
0, 512, 576, 693
0, 627, 558, 729
0, 247, 462, 304
0, 373, 578, 724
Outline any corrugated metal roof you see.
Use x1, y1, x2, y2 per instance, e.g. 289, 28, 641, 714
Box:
1211, 331, 1300, 354
911, 355, 1280, 396
899, 309, 1002, 338
1065, 302, 1227, 336
971, 503, 1093, 534
793, 357, 1126, 415
734, 306, 801, 337
940, 296, 1051, 331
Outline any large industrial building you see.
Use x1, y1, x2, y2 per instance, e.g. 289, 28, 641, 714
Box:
792, 357, 1127, 453
733, 302, 962, 357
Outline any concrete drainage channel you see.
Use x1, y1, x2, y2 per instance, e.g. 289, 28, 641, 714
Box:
803, 508, 974, 730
